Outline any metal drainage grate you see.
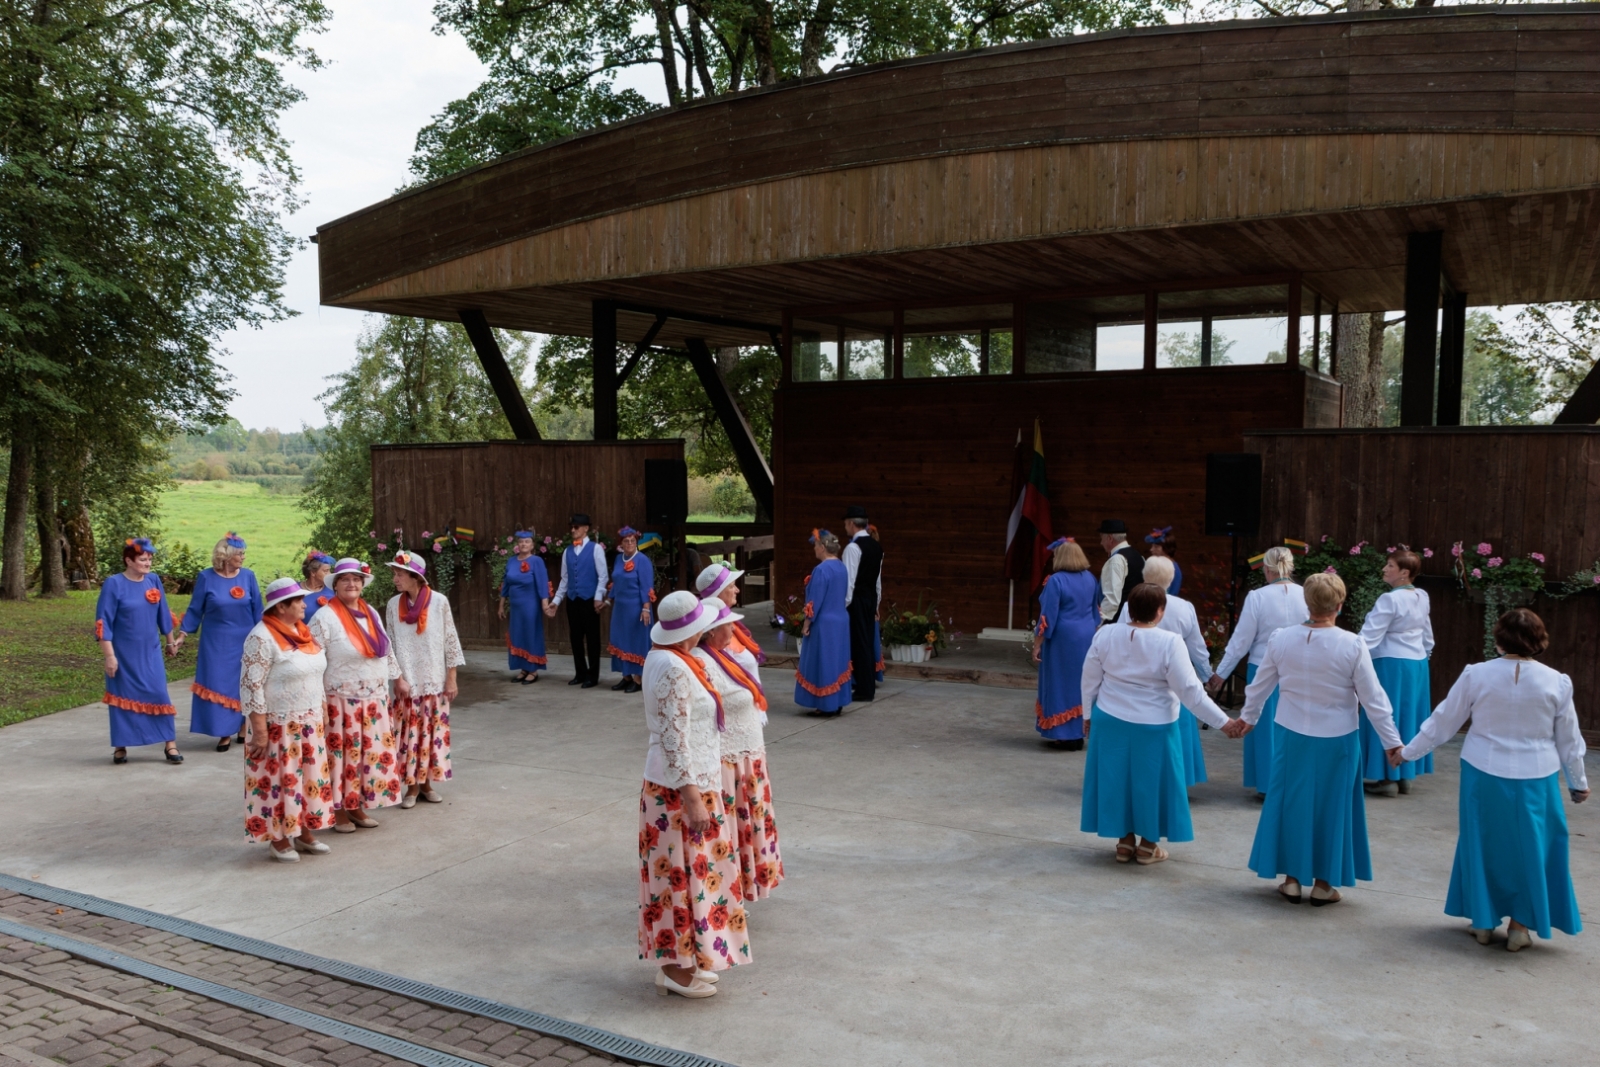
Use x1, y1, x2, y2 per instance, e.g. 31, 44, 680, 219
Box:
0, 874, 738, 1067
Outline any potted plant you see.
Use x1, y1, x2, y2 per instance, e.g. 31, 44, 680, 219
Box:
880, 598, 950, 664
1453, 541, 1546, 659
772, 595, 807, 653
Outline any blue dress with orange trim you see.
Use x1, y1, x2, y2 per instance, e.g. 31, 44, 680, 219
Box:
95, 573, 177, 748
1034, 569, 1098, 740
607, 550, 655, 674
180, 567, 262, 738
795, 558, 853, 713
301, 586, 335, 620
499, 554, 550, 672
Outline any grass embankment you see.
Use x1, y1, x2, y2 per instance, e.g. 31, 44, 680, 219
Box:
0, 591, 196, 728
159, 480, 313, 579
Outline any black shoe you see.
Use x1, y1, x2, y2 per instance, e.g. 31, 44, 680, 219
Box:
581, 679, 598, 689
1062, 739, 1084, 752
113, 748, 127, 765
611, 680, 629, 691
624, 681, 642, 694
568, 676, 586, 686
164, 744, 185, 764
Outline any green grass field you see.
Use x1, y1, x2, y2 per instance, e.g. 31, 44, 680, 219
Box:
0, 590, 197, 728
159, 480, 313, 579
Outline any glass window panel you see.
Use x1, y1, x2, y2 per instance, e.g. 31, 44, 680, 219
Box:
844, 338, 887, 380
905, 333, 981, 377
1156, 286, 1290, 368
902, 304, 1012, 378
987, 330, 1014, 374
1024, 294, 1144, 373
791, 313, 891, 382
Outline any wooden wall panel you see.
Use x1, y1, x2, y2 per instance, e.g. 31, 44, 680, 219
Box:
1246, 427, 1600, 735
370, 440, 683, 649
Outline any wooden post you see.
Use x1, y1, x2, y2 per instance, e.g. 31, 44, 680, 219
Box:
1200, 314, 1213, 367
780, 310, 793, 383
1436, 288, 1467, 426
892, 308, 905, 379
1143, 290, 1158, 370
1329, 302, 1341, 378
1286, 275, 1302, 369
1312, 293, 1323, 373
458, 309, 541, 441
593, 300, 619, 440
686, 337, 775, 521
1011, 299, 1026, 375
1401, 231, 1444, 427
980, 327, 991, 375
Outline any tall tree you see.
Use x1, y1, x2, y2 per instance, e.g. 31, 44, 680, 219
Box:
0, 1, 327, 598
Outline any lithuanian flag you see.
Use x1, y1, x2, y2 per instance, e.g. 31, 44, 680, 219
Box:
1004, 418, 1056, 595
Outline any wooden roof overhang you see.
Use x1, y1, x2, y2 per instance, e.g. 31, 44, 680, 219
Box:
318, 6, 1600, 348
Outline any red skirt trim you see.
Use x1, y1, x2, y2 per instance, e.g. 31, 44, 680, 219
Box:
105, 692, 175, 716
608, 643, 646, 666
1036, 702, 1084, 730
505, 632, 547, 666
796, 664, 853, 697
191, 681, 241, 710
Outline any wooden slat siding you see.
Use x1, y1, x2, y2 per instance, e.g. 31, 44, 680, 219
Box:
1245, 426, 1600, 735
320, 10, 1600, 307
369, 440, 684, 648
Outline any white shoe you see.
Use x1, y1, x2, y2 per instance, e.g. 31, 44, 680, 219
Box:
1471, 927, 1495, 945
269, 844, 299, 862
292, 837, 331, 854
654, 970, 716, 999
1506, 927, 1533, 952
420, 787, 442, 803
695, 969, 719, 985
401, 794, 417, 809
332, 822, 358, 834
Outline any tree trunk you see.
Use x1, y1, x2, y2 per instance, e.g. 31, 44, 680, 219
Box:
750, 1, 777, 86
62, 502, 95, 586
33, 434, 66, 596
2, 422, 35, 600
1335, 312, 1392, 427
651, 1, 682, 104
800, 0, 837, 77
1364, 311, 1389, 426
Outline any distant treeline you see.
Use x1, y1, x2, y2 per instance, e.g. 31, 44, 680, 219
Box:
167, 419, 319, 487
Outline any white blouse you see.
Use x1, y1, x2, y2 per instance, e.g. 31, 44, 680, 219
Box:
1402, 658, 1589, 789
239, 623, 327, 725
642, 649, 723, 791
385, 593, 466, 697
1217, 581, 1308, 677
694, 647, 766, 762
1081, 624, 1229, 729
1242, 624, 1402, 745
1360, 587, 1435, 661
308, 605, 401, 691
1118, 594, 1210, 681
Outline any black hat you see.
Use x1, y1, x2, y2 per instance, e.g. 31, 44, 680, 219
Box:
1098, 519, 1128, 534
569, 513, 592, 527
843, 505, 869, 520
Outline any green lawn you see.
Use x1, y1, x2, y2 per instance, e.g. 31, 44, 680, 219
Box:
0, 590, 197, 728
159, 480, 313, 579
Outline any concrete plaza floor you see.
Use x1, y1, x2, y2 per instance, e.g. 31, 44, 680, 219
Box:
4, 652, 1596, 1066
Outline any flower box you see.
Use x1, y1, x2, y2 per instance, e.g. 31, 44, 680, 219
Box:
887, 643, 931, 664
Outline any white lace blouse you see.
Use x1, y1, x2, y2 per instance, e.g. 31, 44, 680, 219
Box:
642, 649, 723, 791
308, 606, 401, 691
694, 647, 766, 762
385, 593, 465, 697
239, 623, 328, 724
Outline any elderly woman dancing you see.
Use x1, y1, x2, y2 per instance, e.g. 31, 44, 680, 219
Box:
1360, 548, 1435, 797
697, 563, 766, 665
1209, 545, 1308, 798
1398, 609, 1588, 950
696, 602, 785, 903
1236, 572, 1402, 906
1033, 537, 1098, 749
497, 530, 549, 684
97, 537, 184, 765
182, 532, 262, 752
795, 529, 852, 716
1118, 555, 1211, 787
607, 526, 655, 693
309, 559, 405, 831
242, 578, 333, 862
639, 592, 751, 999
387, 550, 465, 807
1081, 584, 1234, 865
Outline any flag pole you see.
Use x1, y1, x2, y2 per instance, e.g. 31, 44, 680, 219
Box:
1008, 580, 1015, 631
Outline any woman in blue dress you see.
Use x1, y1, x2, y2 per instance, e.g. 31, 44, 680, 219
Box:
181, 532, 262, 750
96, 538, 183, 765
795, 529, 852, 716
300, 551, 336, 619
497, 530, 550, 683
605, 526, 654, 694
1145, 526, 1182, 595
1360, 549, 1434, 797
1032, 537, 1098, 750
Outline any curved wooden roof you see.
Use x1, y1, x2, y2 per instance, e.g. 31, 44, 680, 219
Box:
319, 6, 1600, 344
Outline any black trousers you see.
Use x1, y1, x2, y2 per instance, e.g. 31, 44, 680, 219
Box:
566, 598, 602, 680
848, 600, 878, 701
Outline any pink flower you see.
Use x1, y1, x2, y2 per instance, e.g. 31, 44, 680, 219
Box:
421, 530, 432, 539
432, 542, 443, 553
1451, 542, 1464, 558
1349, 546, 1361, 556
1471, 568, 1482, 579
368, 530, 377, 538
498, 548, 507, 556
1422, 548, 1434, 559
1386, 546, 1396, 554
1476, 542, 1492, 555
1488, 557, 1503, 568
1592, 574, 1600, 585
1324, 566, 1336, 574
376, 543, 387, 551
1530, 552, 1545, 563
1320, 534, 1330, 543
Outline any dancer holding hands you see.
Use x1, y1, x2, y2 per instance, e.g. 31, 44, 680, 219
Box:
1360, 549, 1435, 797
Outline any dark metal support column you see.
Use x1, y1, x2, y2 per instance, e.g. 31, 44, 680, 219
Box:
1400, 231, 1444, 426
1554, 361, 1600, 423
592, 300, 619, 440
458, 309, 540, 441
685, 338, 774, 520
1436, 288, 1468, 426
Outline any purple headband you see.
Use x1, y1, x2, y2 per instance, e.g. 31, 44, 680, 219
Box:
617, 525, 640, 538
513, 529, 534, 540
700, 565, 735, 598
661, 601, 709, 631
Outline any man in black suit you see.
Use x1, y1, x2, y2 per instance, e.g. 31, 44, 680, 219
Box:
841, 505, 883, 702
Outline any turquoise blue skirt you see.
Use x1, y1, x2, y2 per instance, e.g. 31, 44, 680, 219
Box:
1178, 708, 1207, 787
1080, 708, 1193, 843
1361, 656, 1432, 782
1248, 726, 1370, 886
1242, 662, 1278, 793
1446, 762, 1581, 939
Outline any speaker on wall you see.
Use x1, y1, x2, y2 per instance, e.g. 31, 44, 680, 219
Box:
645, 459, 689, 525
1205, 453, 1261, 536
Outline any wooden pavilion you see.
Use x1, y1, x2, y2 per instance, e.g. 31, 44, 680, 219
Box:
318, 6, 1600, 728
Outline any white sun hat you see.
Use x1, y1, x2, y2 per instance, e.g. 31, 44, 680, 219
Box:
651, 590, 722, 645
262, 576, 308, 612
695, 563, 744, 599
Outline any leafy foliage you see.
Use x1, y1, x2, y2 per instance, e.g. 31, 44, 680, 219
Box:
1301, 536, 1399, 632
1450, 539, 1547, 660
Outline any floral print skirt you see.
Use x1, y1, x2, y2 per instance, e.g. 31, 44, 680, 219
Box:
723, 754, 785, 902
244, 718, 332, 843
324, 681, 402, 810
638, 779, 751, 972
397, 692, 452, 786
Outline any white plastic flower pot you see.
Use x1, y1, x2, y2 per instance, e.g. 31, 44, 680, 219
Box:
888, 644, 929, 664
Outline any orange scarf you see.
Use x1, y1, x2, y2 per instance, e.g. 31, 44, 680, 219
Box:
400, 585, 431, 634
664, 647, 726, 730
731, 622, 767, 665
264, 613, 320, 654
704, 646, 767, 712
331, 595, 389, 658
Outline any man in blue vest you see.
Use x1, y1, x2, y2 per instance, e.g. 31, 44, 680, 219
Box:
546, 513, 609, 687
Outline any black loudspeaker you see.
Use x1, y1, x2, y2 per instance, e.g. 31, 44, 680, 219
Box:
1205, 453, 1261, 536
645, 459, 689, 525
